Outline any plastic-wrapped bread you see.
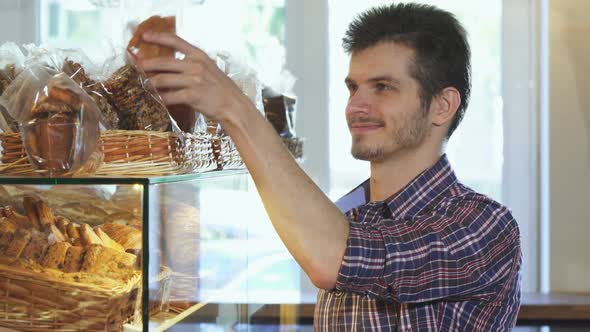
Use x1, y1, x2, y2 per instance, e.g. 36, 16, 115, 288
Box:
102, 64, 170, 131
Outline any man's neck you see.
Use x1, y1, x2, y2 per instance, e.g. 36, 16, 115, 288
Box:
369, 147, 442, 202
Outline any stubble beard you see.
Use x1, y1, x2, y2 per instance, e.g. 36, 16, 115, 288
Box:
350, 109, 430, 162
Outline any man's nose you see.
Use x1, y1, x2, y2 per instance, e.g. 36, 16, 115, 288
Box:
346, 89, 370, 114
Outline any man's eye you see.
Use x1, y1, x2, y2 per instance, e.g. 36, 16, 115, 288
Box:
375, 83, 392, 91
347, 84, 357, 93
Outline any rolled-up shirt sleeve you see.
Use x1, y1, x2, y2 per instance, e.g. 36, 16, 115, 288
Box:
335, 200, 521, 304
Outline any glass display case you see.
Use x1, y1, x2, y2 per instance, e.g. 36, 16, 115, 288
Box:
0, 170, 257, 331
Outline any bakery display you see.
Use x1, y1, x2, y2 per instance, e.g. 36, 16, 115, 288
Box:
0, 194, 147, 331
0, 196, 140, 279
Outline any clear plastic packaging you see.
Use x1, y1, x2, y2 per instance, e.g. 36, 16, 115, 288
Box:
0, 42, 26, 133
101, 52, 174, 131
6, 68, 104, 176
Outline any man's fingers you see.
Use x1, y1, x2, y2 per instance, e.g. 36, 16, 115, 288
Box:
142, 32, 209, 60
140, 58, 193, 73
149, 73, 200, 90
159, 88, 194, 106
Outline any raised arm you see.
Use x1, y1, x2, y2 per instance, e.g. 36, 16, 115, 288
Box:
139, 32, 348, 289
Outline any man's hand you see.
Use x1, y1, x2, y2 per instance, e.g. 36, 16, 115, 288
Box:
139, 32, 252, 127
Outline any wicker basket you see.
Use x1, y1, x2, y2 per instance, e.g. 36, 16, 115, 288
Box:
0, 264, 141, 332
0, 131, 223, 177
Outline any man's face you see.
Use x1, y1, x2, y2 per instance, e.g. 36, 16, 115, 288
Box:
345, 42, 431, 162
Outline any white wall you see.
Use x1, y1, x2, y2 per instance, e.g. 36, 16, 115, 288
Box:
0, 0, 39, 45
549, 0, 590, 292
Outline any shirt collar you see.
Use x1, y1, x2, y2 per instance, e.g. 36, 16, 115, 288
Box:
382, 154, 457, 219
335, 154, 458, 219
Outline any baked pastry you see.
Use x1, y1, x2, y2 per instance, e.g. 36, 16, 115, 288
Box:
55, 216, 69, 235
36, 200, 55, 229
100, 223, 141, 250
66, 222, 80, 241
20, 230, 49, 261
80, 244, 103, 272
41, 242, 71, 269
0, 218, 17, 234
95, 228, 125, 253
63, 245, 85, 273
1, 207, 31, 229
128, 15, 176, 61
0, 230, 15, 253
79, 223, 104, 246
23, 196, 41, 230
23, 83, 81, 173
49, 223, 67, 243
4, 228, 31, 259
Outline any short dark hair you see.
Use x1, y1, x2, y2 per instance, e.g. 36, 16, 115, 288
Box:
343, 3, 471, 139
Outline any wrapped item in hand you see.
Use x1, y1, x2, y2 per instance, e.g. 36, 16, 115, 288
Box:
19, 72, 103, 176
127, 15, 176, 61
127, 14, 196, 133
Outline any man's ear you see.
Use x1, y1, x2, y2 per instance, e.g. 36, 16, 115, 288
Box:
431, 87, 461, 127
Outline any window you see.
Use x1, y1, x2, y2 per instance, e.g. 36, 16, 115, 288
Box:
40, 0, 287, 83
327, 1, 504, 202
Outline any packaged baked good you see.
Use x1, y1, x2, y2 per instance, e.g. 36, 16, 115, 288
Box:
0, 42, 25, 132
15, 70, 103, 176
127, 15, 176, 61
102, 61, 172, 131
61, 57, 121, 130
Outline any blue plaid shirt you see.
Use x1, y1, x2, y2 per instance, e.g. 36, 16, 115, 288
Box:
315, 155, 521, 331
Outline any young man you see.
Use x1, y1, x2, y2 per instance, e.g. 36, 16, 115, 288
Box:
139, 3, 521, 330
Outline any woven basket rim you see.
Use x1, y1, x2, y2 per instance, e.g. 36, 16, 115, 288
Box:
0, 262, 141, 295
